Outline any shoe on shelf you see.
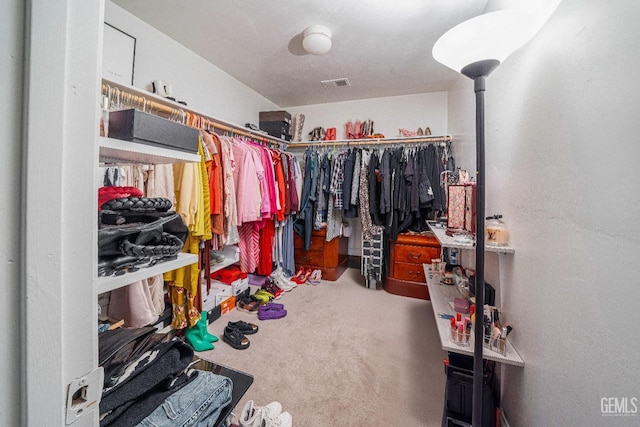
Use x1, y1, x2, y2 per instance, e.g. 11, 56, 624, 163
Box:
210, 250, 225, 264
151, 80, 168, 97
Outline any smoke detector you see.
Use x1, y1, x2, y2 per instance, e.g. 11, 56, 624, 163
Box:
321, 78, 351, 88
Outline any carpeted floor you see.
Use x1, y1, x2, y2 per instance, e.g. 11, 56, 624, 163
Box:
199, 267, 446, 427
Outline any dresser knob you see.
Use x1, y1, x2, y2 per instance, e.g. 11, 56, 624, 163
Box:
409, 252, 422, 260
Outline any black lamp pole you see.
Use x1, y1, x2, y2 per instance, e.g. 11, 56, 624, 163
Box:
461, 58, 499, 427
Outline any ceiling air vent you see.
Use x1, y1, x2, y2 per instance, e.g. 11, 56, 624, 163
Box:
321, 78, 351, 88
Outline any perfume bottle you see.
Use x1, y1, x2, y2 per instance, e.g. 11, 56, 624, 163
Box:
486, 215, 508, 246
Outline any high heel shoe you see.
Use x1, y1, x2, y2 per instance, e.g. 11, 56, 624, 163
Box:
293, 267, 305, 281
292, 267, 313, 284
345, 121, 354, 140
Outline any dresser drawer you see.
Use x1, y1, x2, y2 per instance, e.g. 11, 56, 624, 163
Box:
294, 231, 326, 251
394, 244, 440, 264
393, 261, 426, 282
295, 249, 324, 267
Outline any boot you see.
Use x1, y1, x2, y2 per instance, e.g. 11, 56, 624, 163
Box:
354, 120, 362, 139
345, 120, 354, 139
152, 80, 167, 97
184, 322, 214, 351
197, 311, 219, 343
292, 114, 305, 142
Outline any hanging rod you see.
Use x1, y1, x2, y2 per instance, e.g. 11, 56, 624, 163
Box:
288, 134, 451, 148
101, 78, 289, 148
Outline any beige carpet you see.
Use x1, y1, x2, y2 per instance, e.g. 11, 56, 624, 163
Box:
199, 268, 446, 427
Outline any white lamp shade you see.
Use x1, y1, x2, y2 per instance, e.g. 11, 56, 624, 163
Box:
432, 10, 534, 74
484, 0, 563, 36
303, 25, 332, 55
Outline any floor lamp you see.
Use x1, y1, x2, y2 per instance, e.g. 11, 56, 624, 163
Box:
432, 9, 537, 427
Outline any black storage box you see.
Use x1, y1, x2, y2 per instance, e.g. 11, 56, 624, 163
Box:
108, 109, 199, 153
206, 304, 222, 324
442, 353, 496, 427
259, 121, 289, 134
259, 121, 291, 140
259, 110, 291, 124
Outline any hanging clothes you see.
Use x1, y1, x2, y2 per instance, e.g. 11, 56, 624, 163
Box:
165, 138, 211, 329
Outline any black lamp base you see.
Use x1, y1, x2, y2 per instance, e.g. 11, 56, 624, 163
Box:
461, 59, 500, 79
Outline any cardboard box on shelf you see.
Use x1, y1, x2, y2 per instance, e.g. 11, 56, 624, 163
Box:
211, 264, 247, 284
231, 277, 249, 296
218, 295, 236, 315
202, 282, 231, 311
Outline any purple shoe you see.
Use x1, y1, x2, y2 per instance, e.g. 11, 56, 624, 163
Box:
262, 302, 284, 310
258, 306, 287, 320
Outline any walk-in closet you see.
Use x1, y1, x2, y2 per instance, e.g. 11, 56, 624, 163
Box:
4, 1, 640, 426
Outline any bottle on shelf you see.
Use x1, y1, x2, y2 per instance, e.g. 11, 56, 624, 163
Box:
486, 215, 508, 247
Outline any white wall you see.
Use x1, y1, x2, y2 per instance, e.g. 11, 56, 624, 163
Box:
288, 91, 448, 141
0, 0, 23, 424
448, 1, 640, 424
105, 1, 281, 126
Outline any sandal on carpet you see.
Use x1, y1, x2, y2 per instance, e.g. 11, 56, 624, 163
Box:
292, 268, 313, 284
292, 266, 306, 281
227, 320, 259, 335
308, 269, 322, 285
236, 296, 260, 315
223, 326, 250, 350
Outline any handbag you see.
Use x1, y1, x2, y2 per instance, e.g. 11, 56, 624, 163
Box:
447, 184, 476, 234
97, 197, 189, 276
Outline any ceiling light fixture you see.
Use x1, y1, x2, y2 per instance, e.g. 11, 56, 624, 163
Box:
302, 25, 332, 55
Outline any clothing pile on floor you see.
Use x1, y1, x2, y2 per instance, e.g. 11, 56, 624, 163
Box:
98, 327, 232, 426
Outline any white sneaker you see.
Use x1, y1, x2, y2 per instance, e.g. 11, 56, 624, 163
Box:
240, 400, 262, 427
263, 401, 283, 417
270, 270, 296, 292
240, 400, 284, 427
263, 410, 292, 427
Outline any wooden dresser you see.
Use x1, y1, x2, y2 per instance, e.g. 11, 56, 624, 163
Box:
384, 232, 441, 300
294, 228, 349, 281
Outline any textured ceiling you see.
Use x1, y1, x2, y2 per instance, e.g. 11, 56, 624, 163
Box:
112, 0, 487, 107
